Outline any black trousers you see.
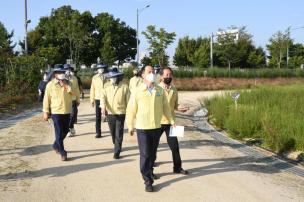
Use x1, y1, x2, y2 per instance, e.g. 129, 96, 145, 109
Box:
95, 99, 102, 135
160, 124, 182, 172
51, 114, 70, 156
69, 100, 78, 129
136, 128, 161, 185
107, 114, 125, 155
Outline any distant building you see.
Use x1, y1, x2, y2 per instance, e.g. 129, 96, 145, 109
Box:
216, 28, 240, 42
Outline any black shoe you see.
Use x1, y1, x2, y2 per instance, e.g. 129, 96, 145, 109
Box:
52, 147, 59, 154
145, 184, 153, 192
174, 168, 189, 175
152, 173, 160, 180
95, 134, 101, 138
113, 153, 120, 159
61, 154, 68, 161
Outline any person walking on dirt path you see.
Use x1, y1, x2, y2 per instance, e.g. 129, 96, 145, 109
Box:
129, 68, 143, 94
72, 69, 84, 100
100, 68, 130, 159
90, 64, 109, 138
154, 67, 189, 175
126, 65, 175, 192
42, 64, 75, 161
64, 64, 80, 138
38, 72, 49, 102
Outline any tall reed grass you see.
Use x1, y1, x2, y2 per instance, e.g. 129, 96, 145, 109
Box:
204, 85, 304, 153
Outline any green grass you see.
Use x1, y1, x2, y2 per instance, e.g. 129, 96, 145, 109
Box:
173, 68, 304, 78
203, 85, 304, 153
78, 67, 304, 80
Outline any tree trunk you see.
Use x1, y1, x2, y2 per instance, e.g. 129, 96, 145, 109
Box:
278, 51, 282, 69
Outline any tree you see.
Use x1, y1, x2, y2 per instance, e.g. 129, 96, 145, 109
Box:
19, 6, 89, 65
267, 29, 291, 68
142, 25, 176, 67
173, 36, 199, 67
0, 21, 15, 59
19, 7, 137, 67
288, 43, 304, 68
100, 32, 116, 66
0, 21, 15, 88
37, 46, 61, 66
214, 30, 239, 70
141, 56, 152, 66
95, 13, 137, 66
247, 47, 266, 68
190, 39, 210, 68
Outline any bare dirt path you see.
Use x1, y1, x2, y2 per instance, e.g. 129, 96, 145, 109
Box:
0, 91, 304, 202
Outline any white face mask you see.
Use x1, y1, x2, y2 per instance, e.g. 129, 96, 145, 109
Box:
57, 74, 66, 80
97, 69, 104, 74
110, 78, 118, 85
65, 71, 71, 77
43, 75, 48, 81
145, 73, 156, 83
70, 71, 74, 76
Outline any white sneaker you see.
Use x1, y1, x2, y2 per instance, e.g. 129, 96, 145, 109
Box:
67, 128, 76, 137
67, 132, 73, 137
70, 128, 76, 135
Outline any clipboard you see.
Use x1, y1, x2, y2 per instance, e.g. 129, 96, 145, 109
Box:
169, 126, 184, 137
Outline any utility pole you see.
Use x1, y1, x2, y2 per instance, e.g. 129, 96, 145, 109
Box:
286, 27, 290, 68
136, 8, 139, 67
210, 33, 213, 68
24, 0, 28, 54
136, 5, 150, 68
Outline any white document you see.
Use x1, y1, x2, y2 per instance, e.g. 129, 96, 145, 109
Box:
169, 126, 184, 137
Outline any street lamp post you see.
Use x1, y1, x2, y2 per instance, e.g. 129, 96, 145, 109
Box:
24, 0, 31, 54
136, 5, 150, 68
210, 33, 213, 68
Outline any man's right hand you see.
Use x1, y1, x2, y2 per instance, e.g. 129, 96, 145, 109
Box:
43, 112, 49, 121
129, 129, 134, 136
101, 108, 106, 117
91, 101, 95, 107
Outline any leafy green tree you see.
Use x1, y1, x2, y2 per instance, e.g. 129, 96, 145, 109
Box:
173, 36, 199, 67
95, 12, 137, 66
0, 21, 15, 58
100, 32, 116, 66
0, 21, 15, 88
247, 47, 266, 68
288, 43, 304, 68
234, 27, 255, 68
19, 6, 136, 67
214, 30, 239, 69
267, 29, 291, 68
37, 46, 61, 66
288, 56, 304, 68
142, 25, 176, 67
190, 39, 210, 68
141, 56, 152, 66
213, 26, 264, 68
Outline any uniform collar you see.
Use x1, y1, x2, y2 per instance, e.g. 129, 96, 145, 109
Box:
139, 83, 157, 92
159, 82, 173, 90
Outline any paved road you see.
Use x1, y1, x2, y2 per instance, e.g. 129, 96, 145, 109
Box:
0, 91, 304, 202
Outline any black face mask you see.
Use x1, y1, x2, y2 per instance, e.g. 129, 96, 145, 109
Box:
163, 77, 172, 85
